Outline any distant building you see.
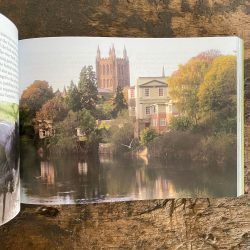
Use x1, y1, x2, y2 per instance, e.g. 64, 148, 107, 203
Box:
96, 45, 130, 92
128, 86, 136, 117
37, 120, 55, 139
76, 128, 87, 142
54, 87, 67, 98
128, 69, 178, 136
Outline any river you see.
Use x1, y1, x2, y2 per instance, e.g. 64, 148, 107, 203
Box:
20, 147, 236, 204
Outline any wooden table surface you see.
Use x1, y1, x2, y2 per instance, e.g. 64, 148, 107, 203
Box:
0, 1, 250, 249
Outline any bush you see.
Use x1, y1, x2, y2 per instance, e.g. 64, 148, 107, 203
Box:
169, 116, 193, 131
140, 127, 157, 145
148, 131, 201, 160
200, 132, 236, 166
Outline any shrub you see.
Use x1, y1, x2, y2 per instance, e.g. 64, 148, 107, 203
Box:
169, 116, 193, 131
140, 127, 157, 145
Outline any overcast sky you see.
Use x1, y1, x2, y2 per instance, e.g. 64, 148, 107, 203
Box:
19, 36, 238, 94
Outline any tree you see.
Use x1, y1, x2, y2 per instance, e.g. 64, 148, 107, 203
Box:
140, 127, 157, 145
95, 101, 113, 120
36, 96, 68, 122
65, 81, 81, 112
169, 116, 192, 131
112, 86, 128, 118
78, 66, 98, 112
51, 110, 98, 154
20, 80, 54, 118
110, 123, 134, 154
168, 50, 220, 124
198, 55, 237, 133
77, 109, 96, 136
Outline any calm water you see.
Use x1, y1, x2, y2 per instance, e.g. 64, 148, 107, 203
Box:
20, 145, 237, 204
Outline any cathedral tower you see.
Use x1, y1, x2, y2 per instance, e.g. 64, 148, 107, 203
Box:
96, 45, 130, 92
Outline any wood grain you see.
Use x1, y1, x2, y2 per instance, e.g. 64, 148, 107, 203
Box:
0, 0, 250, 249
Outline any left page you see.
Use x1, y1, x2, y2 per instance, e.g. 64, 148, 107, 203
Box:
0, 14, 20, 225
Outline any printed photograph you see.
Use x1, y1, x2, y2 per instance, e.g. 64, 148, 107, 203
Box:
0, 102, 19, 225
19, 37, 238, 204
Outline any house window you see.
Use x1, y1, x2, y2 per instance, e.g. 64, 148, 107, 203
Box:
145, 106, 151, 115
130, 89, 135, 98
144, 88, 150, 97
159, 88, 164, 96
160, 119, 166, 126
131, 107, 135, 113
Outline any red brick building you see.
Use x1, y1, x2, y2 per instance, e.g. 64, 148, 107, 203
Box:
96, 45, 130, 92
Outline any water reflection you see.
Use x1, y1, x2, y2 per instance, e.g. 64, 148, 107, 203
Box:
40, 161, 55, 185
78, 162, 88, 176
20, 146, 237, 204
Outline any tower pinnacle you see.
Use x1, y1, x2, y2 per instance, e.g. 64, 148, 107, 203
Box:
123, 45, 127, 59
162, 66, 165, 77
96, 45, 101, 59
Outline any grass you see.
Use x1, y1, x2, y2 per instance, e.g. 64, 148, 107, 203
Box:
0, 102, 18, 123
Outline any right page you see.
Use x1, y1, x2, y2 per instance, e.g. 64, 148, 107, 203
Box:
19, 36, 243, 204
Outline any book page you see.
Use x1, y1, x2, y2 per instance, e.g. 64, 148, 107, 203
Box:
0, 14, 19, 225
19, 36, 240, 204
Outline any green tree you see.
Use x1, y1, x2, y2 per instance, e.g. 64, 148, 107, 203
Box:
77, 109, 96, 136
95, 101, 113, 120
168, 50, 220, 124
108, 110, 134, 154
78, 66, 98, 112
169, 116, 192, 131
140, 127, 157, 145
65, 81, 81, 112
112, 86, 128, 118
51, 110, 98, 154
110, 123, 134, 154
52, 111, 78, 153
198, 55, 237, 133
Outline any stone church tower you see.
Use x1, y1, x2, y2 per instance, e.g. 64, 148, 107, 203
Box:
96, 45, 130, 92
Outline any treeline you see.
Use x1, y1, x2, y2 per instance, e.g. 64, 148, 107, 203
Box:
146, 50, 237, 166
168, 50, 237, 134
20, 65, 128, 154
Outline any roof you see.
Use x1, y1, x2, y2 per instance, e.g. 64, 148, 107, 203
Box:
137, 77, 167, 87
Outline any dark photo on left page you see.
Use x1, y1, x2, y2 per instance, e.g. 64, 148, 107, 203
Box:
0, 14, 20, 225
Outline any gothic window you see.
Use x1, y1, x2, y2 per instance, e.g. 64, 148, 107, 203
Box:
107, 65, 109, 74
103, 65, 105, 75
110, 80, 112, 86
103, 79, 106, 88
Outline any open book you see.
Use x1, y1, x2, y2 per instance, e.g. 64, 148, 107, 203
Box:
0, 13, 244, 225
